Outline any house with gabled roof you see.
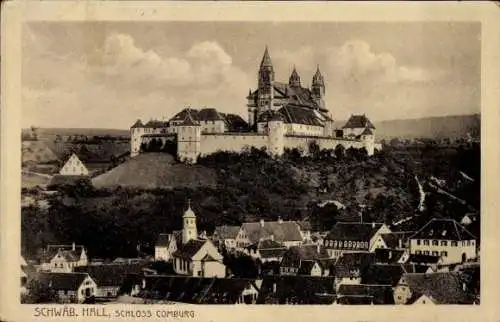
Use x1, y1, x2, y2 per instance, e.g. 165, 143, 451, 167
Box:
170, 201, 226, 278
59, 153, 89, 176
39, 243, 88, 273
342, 114, 376, 139
74, 263, 151, 298
244, 239, 288, 263
34, 272, 97, 303
120, 274, 260, 304
155, 231, 182, 262
393, 272, 475, 305
213, 225, 242, 250
336, 284, 394, 305
408, 218, 477, 265
280, 244, 330, 276
237, 219, 304, 249
323, 222, 391, 259
333, 252, 375, 291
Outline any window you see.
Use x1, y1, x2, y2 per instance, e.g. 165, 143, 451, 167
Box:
441, 241, 448, 246
424, 251, 429, 255
416, 250, 422, 255
432, 240, 438, 246
441, 251, 448, 257
432, 251, 438, 256
348, 241, 352, 248
424, 240, 430, 245
467, 241, 471, 246
451, 241, 458, 247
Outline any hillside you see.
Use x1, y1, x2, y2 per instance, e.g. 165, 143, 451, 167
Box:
92, 153, 217, 189
373, 114, 480, 140
22, 141, 58, 164
22, 143, 479, 259
35, 127, 130, 138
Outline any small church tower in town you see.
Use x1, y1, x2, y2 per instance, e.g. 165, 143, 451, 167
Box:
182, 200, 198, 245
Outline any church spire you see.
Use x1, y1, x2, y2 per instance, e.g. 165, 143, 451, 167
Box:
260, 45, 273, 68
289, 65, 301, 87
312, 64, 324, 86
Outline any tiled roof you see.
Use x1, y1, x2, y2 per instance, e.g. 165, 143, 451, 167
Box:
214, 225, 241, 240
410, 218, 476, 241
374, 248, 405, 264
337, 284, 394, 304
380, 233, 401, 249
399, 272, 474, 304
42, 245, 85, 263
334, 252, 375, 278
361, 127, 374, 135
325, 223, 384, 243
74, 263, 148, 287
259, 248, 288, 259
281, 245, 329, 268
126, 275, 258, 304
342, 115, 375, 129
297, 260, 317, 275
361, 264, 406, 286
280, 104, 324, 126
296, 221, 312, 231
131, 119, 144, 128
38, 272, 91, 291
256, 275, 337, 304
402, 263, 430, 274
241, 221, 303, 244
198, 108, 225, 121
172, 239, 207, 260
249, 239, 285, 250
221, 113, 249, 132
156, 231, 181, 247
181, 112, 199, 126
407, 254, 441, 264
144, 120, 169, 128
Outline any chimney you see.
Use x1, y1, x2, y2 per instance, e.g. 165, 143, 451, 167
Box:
260, 219, 265, 227
463, 282, 467, 292
372, 222, 376, 228
273, 283, 277, 294
72, 242, 76, 251
278, 217, 283, 224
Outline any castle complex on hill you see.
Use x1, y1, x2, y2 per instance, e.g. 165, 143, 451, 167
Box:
130, 46, 381, 163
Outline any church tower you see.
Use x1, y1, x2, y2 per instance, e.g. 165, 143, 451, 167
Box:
258, 46, 275, 111
289, 66, 301, 87
182, 200, 198, 245
311, 65, 325, 110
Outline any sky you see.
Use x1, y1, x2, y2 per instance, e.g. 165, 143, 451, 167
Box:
22, 21, 481, 129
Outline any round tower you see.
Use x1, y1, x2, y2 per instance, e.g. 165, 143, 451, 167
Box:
130, 119, 144, 157
177, 112, 201, 164
268, 113, 285, 158
182, 200, 198, 245
361, 128, 375, 156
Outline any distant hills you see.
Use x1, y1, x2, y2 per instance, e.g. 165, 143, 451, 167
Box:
372, 114, 480, 140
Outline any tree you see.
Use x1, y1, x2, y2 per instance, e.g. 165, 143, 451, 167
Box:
334, 144, 345, 160
308, 141, 320, 159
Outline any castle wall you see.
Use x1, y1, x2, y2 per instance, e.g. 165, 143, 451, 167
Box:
283, 136, 368, 154
199, 133, 268, 156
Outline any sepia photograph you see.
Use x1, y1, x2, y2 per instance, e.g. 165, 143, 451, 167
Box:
2, 3, 498, 320
18, 19, 482, 307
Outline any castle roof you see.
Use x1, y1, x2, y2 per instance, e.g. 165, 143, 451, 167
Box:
409, 218, 476, 241
342, 114, 375, 130
289, 67, 301, 86
361, 127, 374, 135
144, 120, 169, 128
131, 119, 144, 128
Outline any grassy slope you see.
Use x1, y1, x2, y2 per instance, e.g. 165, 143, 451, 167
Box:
92, 153, 218, 189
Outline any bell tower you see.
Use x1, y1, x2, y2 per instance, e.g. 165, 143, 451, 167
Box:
182, 199, 198, 245
258, 46, 275, 112
312, 65, 325, 110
